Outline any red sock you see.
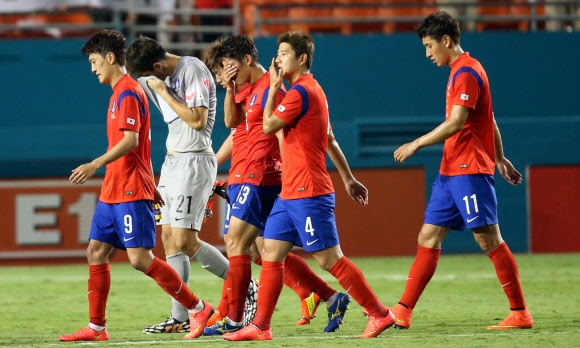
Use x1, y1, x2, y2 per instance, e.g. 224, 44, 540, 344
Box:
145, 257, 198, 309
488, 242, 526, 310
216, 278, 229, 315
253, 256, 262, 266
88, 264, 110, 327
399, 245, 441, 309
252, 261, 284, 330
284, 252, 335, 301
329, 256, 387, 318
226, 255, 251, 323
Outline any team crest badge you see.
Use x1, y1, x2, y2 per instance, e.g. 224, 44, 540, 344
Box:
249, 93, 257, 107
172, 78, 180, 93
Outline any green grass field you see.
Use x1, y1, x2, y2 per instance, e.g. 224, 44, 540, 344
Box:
1, 253, 579, 347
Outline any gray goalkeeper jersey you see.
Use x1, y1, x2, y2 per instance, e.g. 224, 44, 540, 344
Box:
139, 56, 217, 153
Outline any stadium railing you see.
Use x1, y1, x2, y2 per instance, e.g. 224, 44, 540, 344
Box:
241, 0, 578, 37
0, 1, 241, 53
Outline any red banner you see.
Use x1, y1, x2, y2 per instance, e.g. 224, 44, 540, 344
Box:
0, 169, 424, 265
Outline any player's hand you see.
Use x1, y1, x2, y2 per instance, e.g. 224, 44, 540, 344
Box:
213, 180, 229, 202
153, 187, 165, 206
69, 162, 98, 185
146, 78, 167, 94
496, 157, 522, 185
269, 58, 283, 89
345, 179, 368, 206
223, 64, 238, 91
394, 141, 419, 163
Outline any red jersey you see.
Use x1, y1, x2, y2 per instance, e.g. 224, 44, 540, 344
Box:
100, 74, 155, 203
228, 123, 247, 185
442, 53, 496, 176
241, 72, 283, 186
273, 74, 334, 199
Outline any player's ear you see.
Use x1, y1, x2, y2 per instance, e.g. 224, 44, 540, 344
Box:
443, 35, 451, 48
244, 54, 252, 66
299, 53, 307, 66
106, 52, 116, 64
153, 62, 164, 71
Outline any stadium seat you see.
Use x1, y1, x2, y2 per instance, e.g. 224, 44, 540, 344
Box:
287, 0, 343, 34
241, 0, 290, 36
380, 0, 437, 34
333, 0, 382, 34
476, 0, 543, 31
46, 10, 95, 38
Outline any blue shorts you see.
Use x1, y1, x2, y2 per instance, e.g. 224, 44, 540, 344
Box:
223, 183, 241, 234
424, 174, 498, 231
230, 184, 281, 234
89, 200, 157, 250
264, 193, 340, 253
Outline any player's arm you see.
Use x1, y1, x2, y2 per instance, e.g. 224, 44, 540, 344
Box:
394, 105, 469, 163
148, 78, 208, 130
70, 130, 138, 185
327, 130, 368, 206
223, 64, 245, 128
216, 133, 233, 167
263, 58, 288, 134
493, 116, 522, 185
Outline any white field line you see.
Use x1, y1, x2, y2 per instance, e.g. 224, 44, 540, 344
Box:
35, 329, 580, 346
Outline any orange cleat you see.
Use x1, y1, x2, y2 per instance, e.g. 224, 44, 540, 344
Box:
183, 301, 214, 339
205, 309, 224, 328
356, 310, 396, 338
296, 292, 322, 325
390, 303, 412, 329
487, 308, 533, 330
59, 326, 109, 342
222, 324, 273, 341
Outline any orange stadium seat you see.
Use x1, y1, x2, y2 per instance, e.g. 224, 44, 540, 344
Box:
380, 0, 437, 34
476, 0, 543, 31
241, 0, 290, 36
334, 0, 382, 34
288, 0, 343, 34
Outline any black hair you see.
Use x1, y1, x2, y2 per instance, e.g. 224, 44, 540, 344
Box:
415, 11, 461, 45
81, 29, 127, 66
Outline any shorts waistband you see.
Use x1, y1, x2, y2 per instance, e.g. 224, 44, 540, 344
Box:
166, 147, 214, 156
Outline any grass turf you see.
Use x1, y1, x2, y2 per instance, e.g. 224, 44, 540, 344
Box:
1, 253, 579, 347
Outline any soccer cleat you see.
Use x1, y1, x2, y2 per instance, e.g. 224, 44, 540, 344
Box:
356, 310, 396, 338
142, 317, 190, 334
205, 309, 224, 328
390, 303, 412, 329
183, 301, 214, 339
296, 292, 322, 325
59, 326, 109, 342
487, 309, 533, 330
222, 324, 273, 341
203, 318, 243, 336
324, 292, 351, 332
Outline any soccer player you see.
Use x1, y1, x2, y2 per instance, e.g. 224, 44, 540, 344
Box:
125, 36, 227, 337
390, 11, 533, 330
222, 31, 396, 341
205, 34, 344, 335
204, 38, 325, 330
59, 29, 212, 342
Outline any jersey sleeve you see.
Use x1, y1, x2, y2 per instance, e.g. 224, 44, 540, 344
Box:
273, 86, 305, 126
452, 70, 481, 110
182, 63, 212, 109
116, 89, 145, 133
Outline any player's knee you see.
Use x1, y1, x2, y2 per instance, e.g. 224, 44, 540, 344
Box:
86, 245, 109, 264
